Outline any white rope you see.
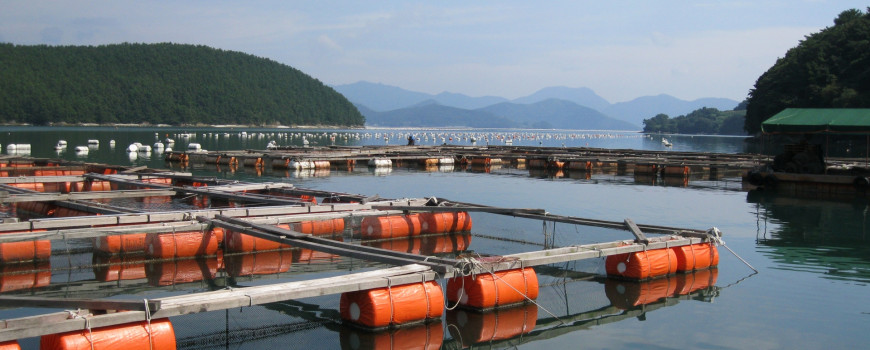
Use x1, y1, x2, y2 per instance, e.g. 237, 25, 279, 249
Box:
143, 299, 154, 350
708, 227, 758, 273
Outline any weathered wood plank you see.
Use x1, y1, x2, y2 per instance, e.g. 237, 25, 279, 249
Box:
0, 297, 159, 312
0, 189, 177, 203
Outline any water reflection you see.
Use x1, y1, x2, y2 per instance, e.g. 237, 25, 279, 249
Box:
748, 190, 870, 283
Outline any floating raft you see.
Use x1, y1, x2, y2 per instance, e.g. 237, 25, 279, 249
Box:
0, 156, 723, 343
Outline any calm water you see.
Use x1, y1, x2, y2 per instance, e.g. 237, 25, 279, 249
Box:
2, 127, 868, 349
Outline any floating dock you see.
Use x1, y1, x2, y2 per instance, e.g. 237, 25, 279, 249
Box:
0, 156, 724, 347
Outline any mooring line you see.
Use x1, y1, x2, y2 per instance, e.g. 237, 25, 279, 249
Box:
708, 227, 758, 273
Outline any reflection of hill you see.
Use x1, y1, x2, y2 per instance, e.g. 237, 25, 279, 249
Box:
747, 190, 870, 283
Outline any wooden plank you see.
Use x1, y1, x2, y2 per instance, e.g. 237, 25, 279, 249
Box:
0, 296, 160, 312
0, 189, 177, 203
0, 175, 83, 184
624, 218, 648, 243
370, 204, 547, 215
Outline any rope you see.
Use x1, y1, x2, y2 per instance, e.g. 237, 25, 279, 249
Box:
386, 277, 395, 325
708, 227, 758, 273
144, 299, 154, 350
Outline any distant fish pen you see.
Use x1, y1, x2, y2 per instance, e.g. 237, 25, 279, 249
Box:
0, 155, 726, 348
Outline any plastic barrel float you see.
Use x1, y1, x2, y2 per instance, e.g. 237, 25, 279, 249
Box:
340, 280, 444, 329
446, 267, 539, 310
605, 247, 678, 280
39, 319, 176, 350
0, 230, 51, 264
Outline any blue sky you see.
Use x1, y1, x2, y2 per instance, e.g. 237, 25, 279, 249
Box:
1, 1, 866, 103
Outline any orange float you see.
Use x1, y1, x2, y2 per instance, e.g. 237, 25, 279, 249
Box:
146, 258, 217, 286
671, 243, 719, 271
445, 303, 537, 346
292, 248, 340, 264
446, 268, 538, 310
39, 319, 176, 350
419, 212, 472, 234
225, 250, 292, 277
52, 207, 93, 217
0, 341, 19, 350
0, 261, 51, 292
7, 182, 44, 192
144, 230, 219, 258
0, 229, 51, 263
94, 233, 146, 255
224, 229, 290, 252
339, 321, 442, 350
340, 281, 444, 329
360, 214, 423, 239
290, 218, 345, 235
605, 248, 678, 280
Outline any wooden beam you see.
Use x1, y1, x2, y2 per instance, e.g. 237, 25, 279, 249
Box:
0, 296, 160, 312
0, 175, 84, 184
624, 218, 649, 244
0, 189, 177, 203
370, 204, 547, 215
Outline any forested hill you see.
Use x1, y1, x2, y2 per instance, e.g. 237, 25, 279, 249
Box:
0, 43, 364, 126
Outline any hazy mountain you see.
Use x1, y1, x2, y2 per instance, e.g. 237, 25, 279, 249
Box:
604, 94, 740, 126
481, 99, 639, 130
512, 86, 611, 111
338, 81, 739, 129
333, 81, 432, 111
361, 103, 517, 128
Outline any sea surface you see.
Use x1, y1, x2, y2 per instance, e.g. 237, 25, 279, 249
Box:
1, 126, 868, 349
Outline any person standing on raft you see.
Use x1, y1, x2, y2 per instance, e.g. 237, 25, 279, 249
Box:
407, 135, 415, 146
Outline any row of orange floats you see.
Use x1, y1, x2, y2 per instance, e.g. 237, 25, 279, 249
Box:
605, 242, 719, 280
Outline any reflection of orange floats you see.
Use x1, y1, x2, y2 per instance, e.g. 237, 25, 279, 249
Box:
605, 248, 678, 280
0, 261, 50, 292
0, 230, 50, 263
605, 276, 677, 309
420, 212, 472, 234
70, 180, 112, 192
7, 182, 44, 192
53, 207, 94, 217
446, 303, 538, 345
339, 320, 442, 350
674, 268, 718, 295
292, 248, 340, 264
146, 258, 217, 286
364, 233, 472, 255
144, 230, 220, 258
671, 243, 719, 271
92, 254, 146, 282
446, 268, 538, 310
360, 215, 422, 239
340, 281, 444, 329
39, 319, 176, 350
0, 341, 19, 349
225, 250, 292, 277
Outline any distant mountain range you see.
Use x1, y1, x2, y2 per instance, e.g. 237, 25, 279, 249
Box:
333, 81, 740, 130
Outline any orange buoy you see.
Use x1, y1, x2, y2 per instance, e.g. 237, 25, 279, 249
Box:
446, 303, 537, 346
671, 243, 719, 271
225, 250, 292, 277
446, 267, 538, 310
146, 258, 217, 286
144, 230, 219, 258
224, 229, 290, 252
605, 248, 678, 280
39, 319, 176, 350
420, 212, 472, 234
0, 341, 19, 350
92, 255, 146, 282
605, 276, 677, 309
0, 237, 51, 263
360, 214, 423, 239
94, 233, 146, 255
0, 261, 51, 292
7, 182, 44, 192
674, 268, 718, 295
339, 320, 442, 350
290, 218, 345, 235
340, 281, 444, 329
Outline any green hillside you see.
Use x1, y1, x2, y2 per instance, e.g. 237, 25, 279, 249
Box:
0, 43, 364, 126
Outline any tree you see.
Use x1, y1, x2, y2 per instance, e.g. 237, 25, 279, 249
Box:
744, 8, 870, 134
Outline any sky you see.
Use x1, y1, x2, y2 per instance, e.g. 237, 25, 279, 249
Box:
1, 1, 866, 103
